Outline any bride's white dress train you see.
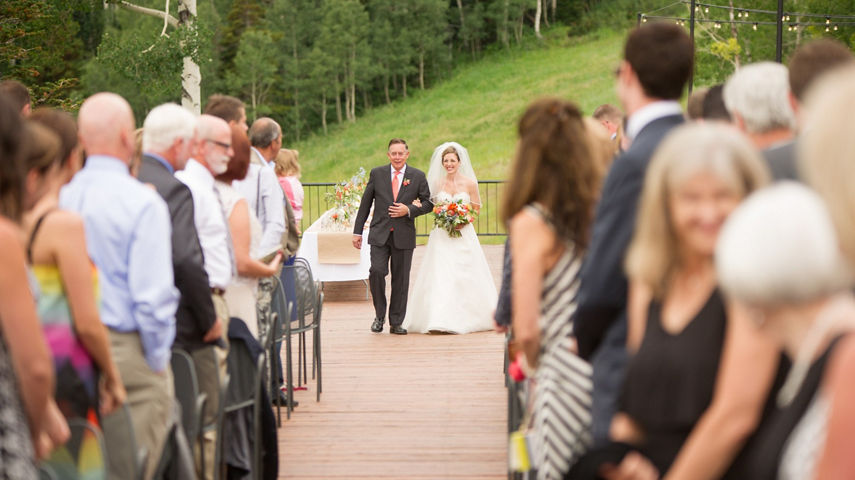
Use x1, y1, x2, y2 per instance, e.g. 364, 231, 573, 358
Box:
403, 191, 498, 334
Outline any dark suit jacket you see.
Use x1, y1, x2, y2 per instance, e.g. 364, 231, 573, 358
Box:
352, 164, 433, 250
138, 155, 217, 352
762, 139, 799, 182
573, 114, 685, 360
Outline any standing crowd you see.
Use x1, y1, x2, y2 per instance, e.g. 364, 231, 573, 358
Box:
498, 22, 855, 480
0, 84, 304, 479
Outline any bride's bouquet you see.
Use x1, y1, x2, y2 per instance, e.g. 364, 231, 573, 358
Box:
432, 200, 476, 238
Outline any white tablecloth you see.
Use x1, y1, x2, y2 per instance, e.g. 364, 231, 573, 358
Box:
297, 219, 371, 283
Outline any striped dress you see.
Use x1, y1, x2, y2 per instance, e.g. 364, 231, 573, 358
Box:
526, 205, 593, 480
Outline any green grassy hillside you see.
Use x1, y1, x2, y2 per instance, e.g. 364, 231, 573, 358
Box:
294, 28, 624, 183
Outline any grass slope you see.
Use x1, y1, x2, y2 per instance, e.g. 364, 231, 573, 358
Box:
295, 28, 624, 183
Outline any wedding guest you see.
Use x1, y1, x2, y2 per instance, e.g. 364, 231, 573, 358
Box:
59, 92, 179, 478
592, 104, 623, 155
715, 183, 854, 480
137, 103, 223, 480
217, 124, 282, 338
176, 114, 236, 337
573, 21, 692, 444
686, 86, 709, 120
764, 38, 855, 182
799, 65, 855, 479
700, 84, 730, 122
0, 91, 55, 475
0, 79, 31, 116
503, 98, 603, 479
238, 117, 287, 255
723, 62, 796, 180
204, 94, 248, 133
570, 123, 771, 478
24, 110, 126, 423
274, 148, 304, 227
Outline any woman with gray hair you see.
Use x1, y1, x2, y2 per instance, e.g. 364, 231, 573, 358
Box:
715, 182, 855, 479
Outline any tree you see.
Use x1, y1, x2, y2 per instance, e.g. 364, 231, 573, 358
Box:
226, 28, 277, 121
106, 0, 204, 113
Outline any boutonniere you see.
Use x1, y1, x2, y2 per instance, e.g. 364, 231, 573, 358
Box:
402, 178, 411, 186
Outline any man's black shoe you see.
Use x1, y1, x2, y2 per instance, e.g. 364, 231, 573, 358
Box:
274, 390, 298, 407
390, 325, 407, 335
370, 318, 384, 333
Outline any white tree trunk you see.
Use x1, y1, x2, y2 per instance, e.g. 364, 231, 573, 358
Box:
534, 0, 543, 39
178, 0, 200, 114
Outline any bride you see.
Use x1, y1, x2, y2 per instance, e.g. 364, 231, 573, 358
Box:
403, 142, 498, 334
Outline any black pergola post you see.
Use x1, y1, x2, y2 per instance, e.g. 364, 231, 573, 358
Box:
689, 0, 696, 94
776, 0, 784, 62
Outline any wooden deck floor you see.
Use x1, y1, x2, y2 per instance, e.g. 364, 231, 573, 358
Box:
277, 244, 508, 479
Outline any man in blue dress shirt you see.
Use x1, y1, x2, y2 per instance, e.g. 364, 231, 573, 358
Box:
60, 92, 179, 478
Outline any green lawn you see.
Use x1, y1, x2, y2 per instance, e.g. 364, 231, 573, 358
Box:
294, 27, 624, 183
292, 27, 625, 242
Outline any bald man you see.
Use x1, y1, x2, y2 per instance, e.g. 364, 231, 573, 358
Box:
60, 92, 178, 478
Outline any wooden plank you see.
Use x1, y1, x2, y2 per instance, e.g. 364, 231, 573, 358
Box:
277, 245, 507, 479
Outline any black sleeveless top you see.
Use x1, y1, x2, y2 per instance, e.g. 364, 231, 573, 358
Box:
621, 288, 728, 474
731, 335, 846, 480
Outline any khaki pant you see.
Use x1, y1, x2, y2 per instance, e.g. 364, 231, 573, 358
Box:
191, 292, 230, 480
191, 345, 228, 480
109, 330, 173, 480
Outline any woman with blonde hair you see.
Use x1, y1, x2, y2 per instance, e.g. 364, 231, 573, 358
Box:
799, 65, 855, 479
570, 123, 774, 479
274, 148, 304, 224
503, 98, 603, 479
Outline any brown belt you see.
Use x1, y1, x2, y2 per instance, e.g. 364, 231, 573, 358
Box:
211, 287, 225, 296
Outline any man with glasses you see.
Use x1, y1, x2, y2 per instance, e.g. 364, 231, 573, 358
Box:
175, 114, 236, 478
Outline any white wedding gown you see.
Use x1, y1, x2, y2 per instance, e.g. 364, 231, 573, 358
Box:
403, 191, 498, 334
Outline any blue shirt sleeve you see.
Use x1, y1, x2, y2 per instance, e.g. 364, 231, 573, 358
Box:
259, 166, 286, 252
128, 197, 179, 372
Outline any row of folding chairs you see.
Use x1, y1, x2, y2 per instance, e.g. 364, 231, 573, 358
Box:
38, 403, 147, 480
266, 257, 324, 423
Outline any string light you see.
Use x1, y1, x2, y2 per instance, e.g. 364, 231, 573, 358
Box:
753, 23, 758, 30
834, 25, 839, 30
705, 7, 709, 13
826, 17, 831, 24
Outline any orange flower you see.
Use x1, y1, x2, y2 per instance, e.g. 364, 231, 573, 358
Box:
448, 203, 458, 211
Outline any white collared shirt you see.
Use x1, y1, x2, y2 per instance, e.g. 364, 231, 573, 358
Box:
233, 148, 286, 254
176, 159, 233, 289
625, 100, 683, 141
390, 164, 407, 191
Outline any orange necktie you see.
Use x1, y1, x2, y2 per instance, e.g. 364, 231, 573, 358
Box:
392, 170, 401, 200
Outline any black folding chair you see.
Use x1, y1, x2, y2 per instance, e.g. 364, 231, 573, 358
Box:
171, 349, 207, 473
41, 418, 106, 480
102, 403, 146, 480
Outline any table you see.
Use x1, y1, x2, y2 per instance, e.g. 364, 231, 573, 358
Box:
296, 213, 371, 285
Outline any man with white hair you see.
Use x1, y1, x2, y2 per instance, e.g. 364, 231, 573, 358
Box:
60, 92, 179, 478
175, 114, 235, 479
723, 62, 797, 180
138, 104, 223, 354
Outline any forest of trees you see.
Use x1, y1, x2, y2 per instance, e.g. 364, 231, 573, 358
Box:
1, 0, 595, 139
2, 0, 853, 140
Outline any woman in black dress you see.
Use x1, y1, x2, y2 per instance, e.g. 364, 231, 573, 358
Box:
568, 123, 772, 479
715, 183, 855, 480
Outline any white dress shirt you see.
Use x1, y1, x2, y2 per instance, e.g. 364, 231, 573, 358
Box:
390, 164, 407, 192
625, 100, 684, 141
176, 159, 233, 290
233, 148, 286, 255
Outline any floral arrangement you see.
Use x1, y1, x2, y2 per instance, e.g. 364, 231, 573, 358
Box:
321, 167, 367, 230
432, 200, 477, 238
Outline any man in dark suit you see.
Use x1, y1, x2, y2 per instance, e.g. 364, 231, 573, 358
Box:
138, 103, 223, 479
139, 103, 223, 351
573, 23, 693, 444
352, 138, 433, 335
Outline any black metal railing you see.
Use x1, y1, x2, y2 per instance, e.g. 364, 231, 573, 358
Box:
298, 180, 507, 238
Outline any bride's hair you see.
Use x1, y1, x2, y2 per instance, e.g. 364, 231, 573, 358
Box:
501, 98, 603, 249
441, 146, 458, 160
